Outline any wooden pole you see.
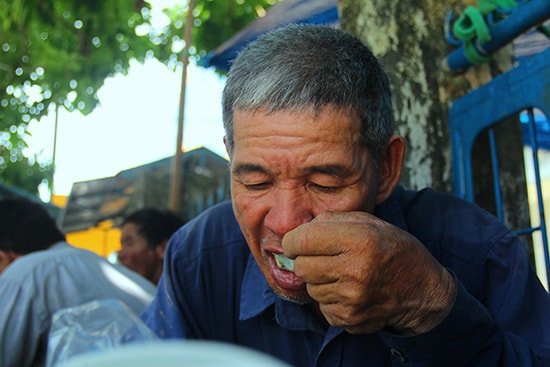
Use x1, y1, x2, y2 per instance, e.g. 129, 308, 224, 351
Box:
169, 0, 196, 212
50, 103, 59, 202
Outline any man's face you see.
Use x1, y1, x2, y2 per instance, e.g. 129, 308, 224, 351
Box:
228, 105, 381, 303
118, 222, 161, 284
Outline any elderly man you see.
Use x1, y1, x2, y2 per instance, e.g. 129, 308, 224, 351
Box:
141, 24, 550, 366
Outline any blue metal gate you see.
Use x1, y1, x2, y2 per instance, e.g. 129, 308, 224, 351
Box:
449, 47, 550, 289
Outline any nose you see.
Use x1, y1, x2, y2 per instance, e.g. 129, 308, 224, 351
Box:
264, 188, 313, 236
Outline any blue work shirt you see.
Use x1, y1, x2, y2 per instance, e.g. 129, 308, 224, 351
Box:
141, 186, 550, 366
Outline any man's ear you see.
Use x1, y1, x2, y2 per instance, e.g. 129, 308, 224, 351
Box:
0, 250, 19, 274
223, 136, 231, 158
155, 240, 169, 261
376, 135, 406, 204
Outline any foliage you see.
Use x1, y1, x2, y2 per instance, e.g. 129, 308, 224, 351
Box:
0, 0, 276, 196
158, 0, 278, 66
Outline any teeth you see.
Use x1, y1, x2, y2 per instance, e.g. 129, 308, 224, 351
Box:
273, 253, 295, 272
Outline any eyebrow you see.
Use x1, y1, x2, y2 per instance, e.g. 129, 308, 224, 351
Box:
304, 164, 353, 178
232, 163, 267, 176
232, 163, 353, 178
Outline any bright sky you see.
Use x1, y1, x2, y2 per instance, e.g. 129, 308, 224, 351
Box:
26, 1, 228, 199
27, 60, 227, 198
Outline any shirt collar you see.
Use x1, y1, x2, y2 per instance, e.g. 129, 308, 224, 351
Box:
240, 253, 278, 320
49, 241, 70, 250
374, 185, 409, 232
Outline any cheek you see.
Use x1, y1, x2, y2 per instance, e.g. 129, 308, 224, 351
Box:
231, 190, 271, 256
337, 189, 376, 213
124, 244, 150, 259
123, 249, 141, 262
232, 191, 264, 234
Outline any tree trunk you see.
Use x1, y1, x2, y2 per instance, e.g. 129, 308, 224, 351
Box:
340, 0, 459, 192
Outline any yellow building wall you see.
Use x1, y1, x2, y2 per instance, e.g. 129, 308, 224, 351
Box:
66, 223, 122, 259
51, 195, 68, 208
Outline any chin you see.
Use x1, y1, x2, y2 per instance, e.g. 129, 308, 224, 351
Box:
273, 288, 314, 305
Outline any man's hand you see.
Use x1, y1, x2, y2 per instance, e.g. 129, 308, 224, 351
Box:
281, 211, 456, 336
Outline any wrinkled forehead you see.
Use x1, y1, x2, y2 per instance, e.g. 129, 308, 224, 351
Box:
233, 104, 358, 125
231, 106, 361, 148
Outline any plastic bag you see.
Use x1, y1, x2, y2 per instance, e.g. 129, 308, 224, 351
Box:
46, 299, 159, 367
50, 340, 292, 367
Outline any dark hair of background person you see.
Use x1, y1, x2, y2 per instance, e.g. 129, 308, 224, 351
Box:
0, 198, 66, 254
121, 208, 184, 249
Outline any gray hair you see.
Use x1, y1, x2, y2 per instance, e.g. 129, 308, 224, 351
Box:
222, 24, 394, 170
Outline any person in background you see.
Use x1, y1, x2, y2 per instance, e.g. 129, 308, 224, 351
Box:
0, 197, 156, 367
118, 207, 184, 285
141, 24, 550, 366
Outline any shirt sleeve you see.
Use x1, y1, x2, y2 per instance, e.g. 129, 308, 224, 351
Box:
0, 279, 47, 367
380, 232, 550, 366
140, 247, 190, 339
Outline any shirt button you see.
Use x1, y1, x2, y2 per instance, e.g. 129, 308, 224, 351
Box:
390, 348, 407, 363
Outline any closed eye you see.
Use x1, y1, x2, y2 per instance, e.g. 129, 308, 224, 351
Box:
233, 163, 273, 191
244, 181, 273, 190
308, 183, 341, 193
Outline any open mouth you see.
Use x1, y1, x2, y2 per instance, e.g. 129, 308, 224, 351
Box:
273, 253, 295, 272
